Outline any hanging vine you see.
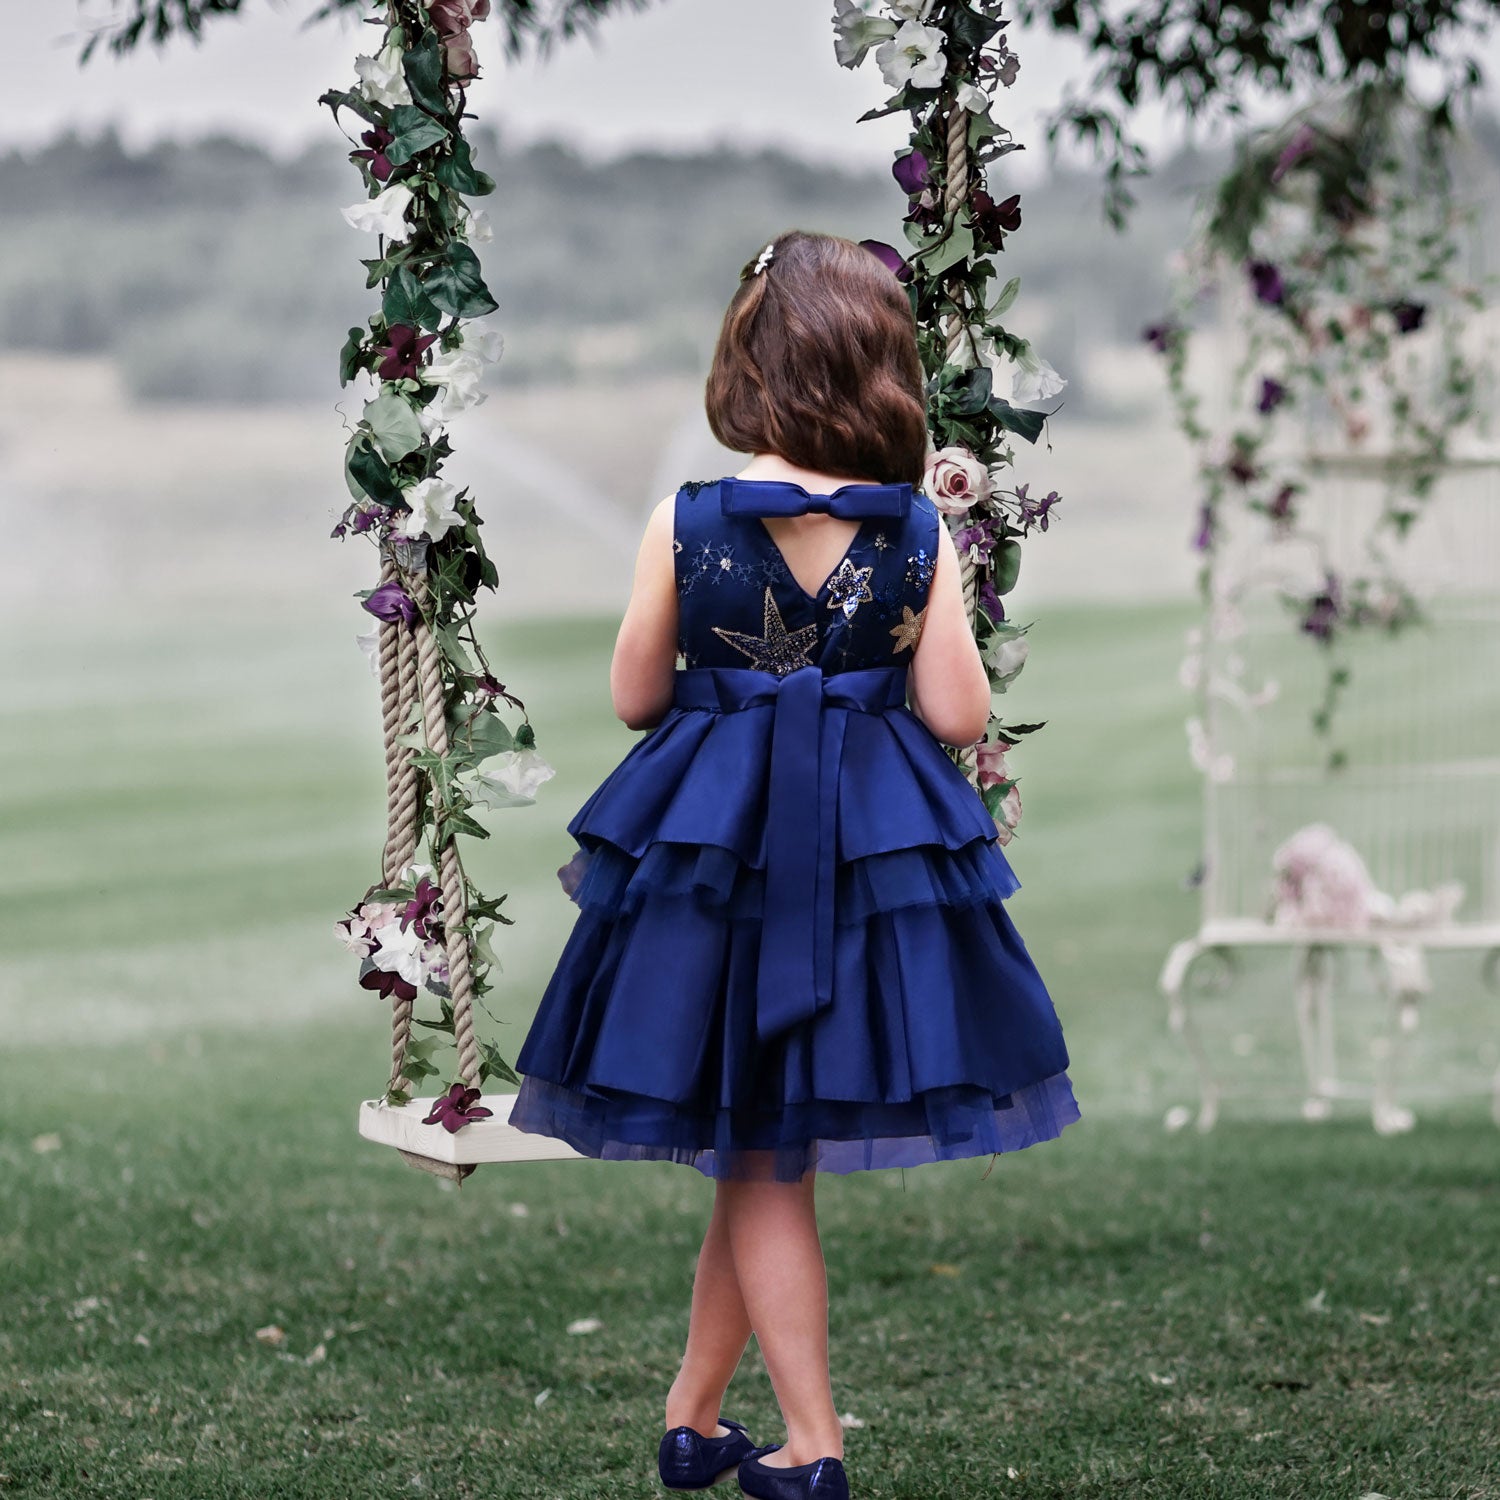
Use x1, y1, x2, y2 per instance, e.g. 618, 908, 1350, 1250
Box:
325, 0, 552, 1114
833, 0, 1064, 845
1147, 82, 1490, 772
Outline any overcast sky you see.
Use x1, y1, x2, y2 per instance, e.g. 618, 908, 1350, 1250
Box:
21, 0, 1181, 179
14, 3, 1500, 177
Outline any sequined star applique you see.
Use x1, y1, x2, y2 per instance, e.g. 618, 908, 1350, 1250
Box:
825, 558, 875, 620
712, 588, 819, 676
889, 604, 927, 654
873, 531, 893, 552
905, 549, 935, 590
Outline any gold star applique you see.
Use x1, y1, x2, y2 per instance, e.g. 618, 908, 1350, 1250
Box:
712, 588, 819, 676
889, 605, 927, 654
825, 558, 875, 621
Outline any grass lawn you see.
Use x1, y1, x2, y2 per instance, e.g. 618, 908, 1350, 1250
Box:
2, 600, 1497, 1499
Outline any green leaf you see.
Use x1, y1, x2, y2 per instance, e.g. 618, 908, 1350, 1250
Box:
432, 135, 495, 197
460, 709, 514, 762
993, 538, 1023, 595
317, 87, 381, 130
949, 5, 1003, 49
916, 223, 975, 278
383, 103, 449, 166
346, 434, 404, 506
988, 276, 1021, 318
401, 32, 450, 118
988, 399, 1046, 444
426, 244, 498, 319
472, 923, 502, 974
362, 391, 424, 463
478, 1040, 520, 1087
338, 325, 366, 387
435, 623, 477, 676
382, 265, 440, 331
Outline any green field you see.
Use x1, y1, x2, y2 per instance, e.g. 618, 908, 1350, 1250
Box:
2, 601, 1497, 1499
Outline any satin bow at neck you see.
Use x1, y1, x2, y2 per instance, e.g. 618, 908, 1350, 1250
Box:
672, 663, 909, 1044
719, 476, 912, 521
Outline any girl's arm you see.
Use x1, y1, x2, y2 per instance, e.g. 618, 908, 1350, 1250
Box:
610, 495, 680, 730
907, 524, 992, 747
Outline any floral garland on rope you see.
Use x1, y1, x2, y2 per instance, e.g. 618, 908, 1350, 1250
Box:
1146, 82, 1488, 775
323, 0, 553, 1125
833, 0, 1065, 844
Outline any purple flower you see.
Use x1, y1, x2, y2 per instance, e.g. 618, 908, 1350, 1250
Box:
859, 239, 913, 284
967, 190, 1022, 251
1226, 444, 1259, 486
1389, 300, 1426, 335
1300, 572, 1342, 642
376, 323, 439, 381
422, 1083, 494, 1134
892, 150, 930, 196
1192, 503, 1216, 552
1248, 260, 1286, 307
1257, 376, 1287, 415
977, 579, 1005, 623
1142, 321, 1180, 356
359, 965, 416, 1002
402, 877, 443, 940
352, 126, 396, 183
1270, 123, 1317, 184
1019, 488, 1060, 533
1268, 483, 1297, 523
362, 580, 418, 627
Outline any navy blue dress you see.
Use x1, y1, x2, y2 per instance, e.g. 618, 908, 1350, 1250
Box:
509, 475, 1080, 1181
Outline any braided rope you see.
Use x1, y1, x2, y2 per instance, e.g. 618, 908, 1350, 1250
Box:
940, 99, 983, 788
406, 571, 483, 1092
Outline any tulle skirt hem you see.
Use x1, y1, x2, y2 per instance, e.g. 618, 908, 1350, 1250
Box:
507, 1070, 1081, 1183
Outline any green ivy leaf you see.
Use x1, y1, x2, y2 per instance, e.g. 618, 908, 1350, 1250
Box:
382, 265, 440, 331
988, 398, 1046, 444
988, 276, 1021, 318
949, 4, 1003, 49
426, 243, 498, 319
916, 223, 976, 278
317, 87, 382, 130
338, 325, 366, 388
383, 103, 449, 166
346, 434, 405, 506
478, 1039, 520, 1087
401, 32, 451, 119
362, 391, 424, 463
432, 135, 495, 197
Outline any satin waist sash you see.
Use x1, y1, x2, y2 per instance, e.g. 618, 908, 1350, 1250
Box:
671, 664, 909, 1042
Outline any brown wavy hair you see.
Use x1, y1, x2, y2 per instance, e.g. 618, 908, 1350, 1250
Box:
704, 230, 929, 486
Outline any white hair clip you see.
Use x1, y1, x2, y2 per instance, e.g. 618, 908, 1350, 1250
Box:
753, 241, 776, 275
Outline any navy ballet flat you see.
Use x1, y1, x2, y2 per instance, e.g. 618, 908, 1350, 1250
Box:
736, 1447, 850, 1500
658, 1417, 758, 1490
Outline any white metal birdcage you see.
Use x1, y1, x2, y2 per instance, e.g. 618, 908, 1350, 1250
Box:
1160, 448, 1500, 1131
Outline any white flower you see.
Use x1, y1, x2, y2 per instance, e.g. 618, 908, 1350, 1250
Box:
354, 40, 412, 108
992, 783, 1022, 845
888, 0, 935, 16
423, 346, 490, 416
876, 21, 947, 90
955, 81, 988, 115
463, 206, 494, 244
1009, 341, 1068, 404
398, 860, 436, 888
1185, 716, 1235, 782
462, 749, 557, 809
399, 476, 464, 542
984, 633, 1030, 687
831, 0, 897, 68
341, 181, 415, 241
356, 624, 380, 679
370, 920, 424, 985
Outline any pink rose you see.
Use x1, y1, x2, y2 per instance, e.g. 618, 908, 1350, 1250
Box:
923, 445, 991, 516
442, 29, 481, 79
975, 740, 1012, 789
992, 783, 1022, 845
427, 0, 489, 37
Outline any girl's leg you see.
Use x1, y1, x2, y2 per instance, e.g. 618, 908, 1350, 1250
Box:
720, 1169, 844, 1468
665, 1179, 754, 1435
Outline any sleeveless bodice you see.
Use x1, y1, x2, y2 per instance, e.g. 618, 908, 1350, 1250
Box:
673, 477, 942, 674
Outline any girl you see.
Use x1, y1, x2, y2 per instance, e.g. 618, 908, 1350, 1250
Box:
510, 229, 1080, 1500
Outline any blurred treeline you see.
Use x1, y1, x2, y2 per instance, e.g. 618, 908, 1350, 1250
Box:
4, 117, 1496, 407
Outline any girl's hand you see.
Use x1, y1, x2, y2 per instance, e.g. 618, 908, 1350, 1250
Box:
908, 524, 992, 747
610, 496, 680, 730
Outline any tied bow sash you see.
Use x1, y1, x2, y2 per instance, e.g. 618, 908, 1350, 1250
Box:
719, 476, 913, 522
672, 663, 909, 1042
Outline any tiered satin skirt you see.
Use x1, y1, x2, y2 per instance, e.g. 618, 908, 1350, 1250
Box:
510, 694, 1080, 1181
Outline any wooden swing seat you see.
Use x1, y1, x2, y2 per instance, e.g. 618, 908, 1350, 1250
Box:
358, 1093, 584, 1178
